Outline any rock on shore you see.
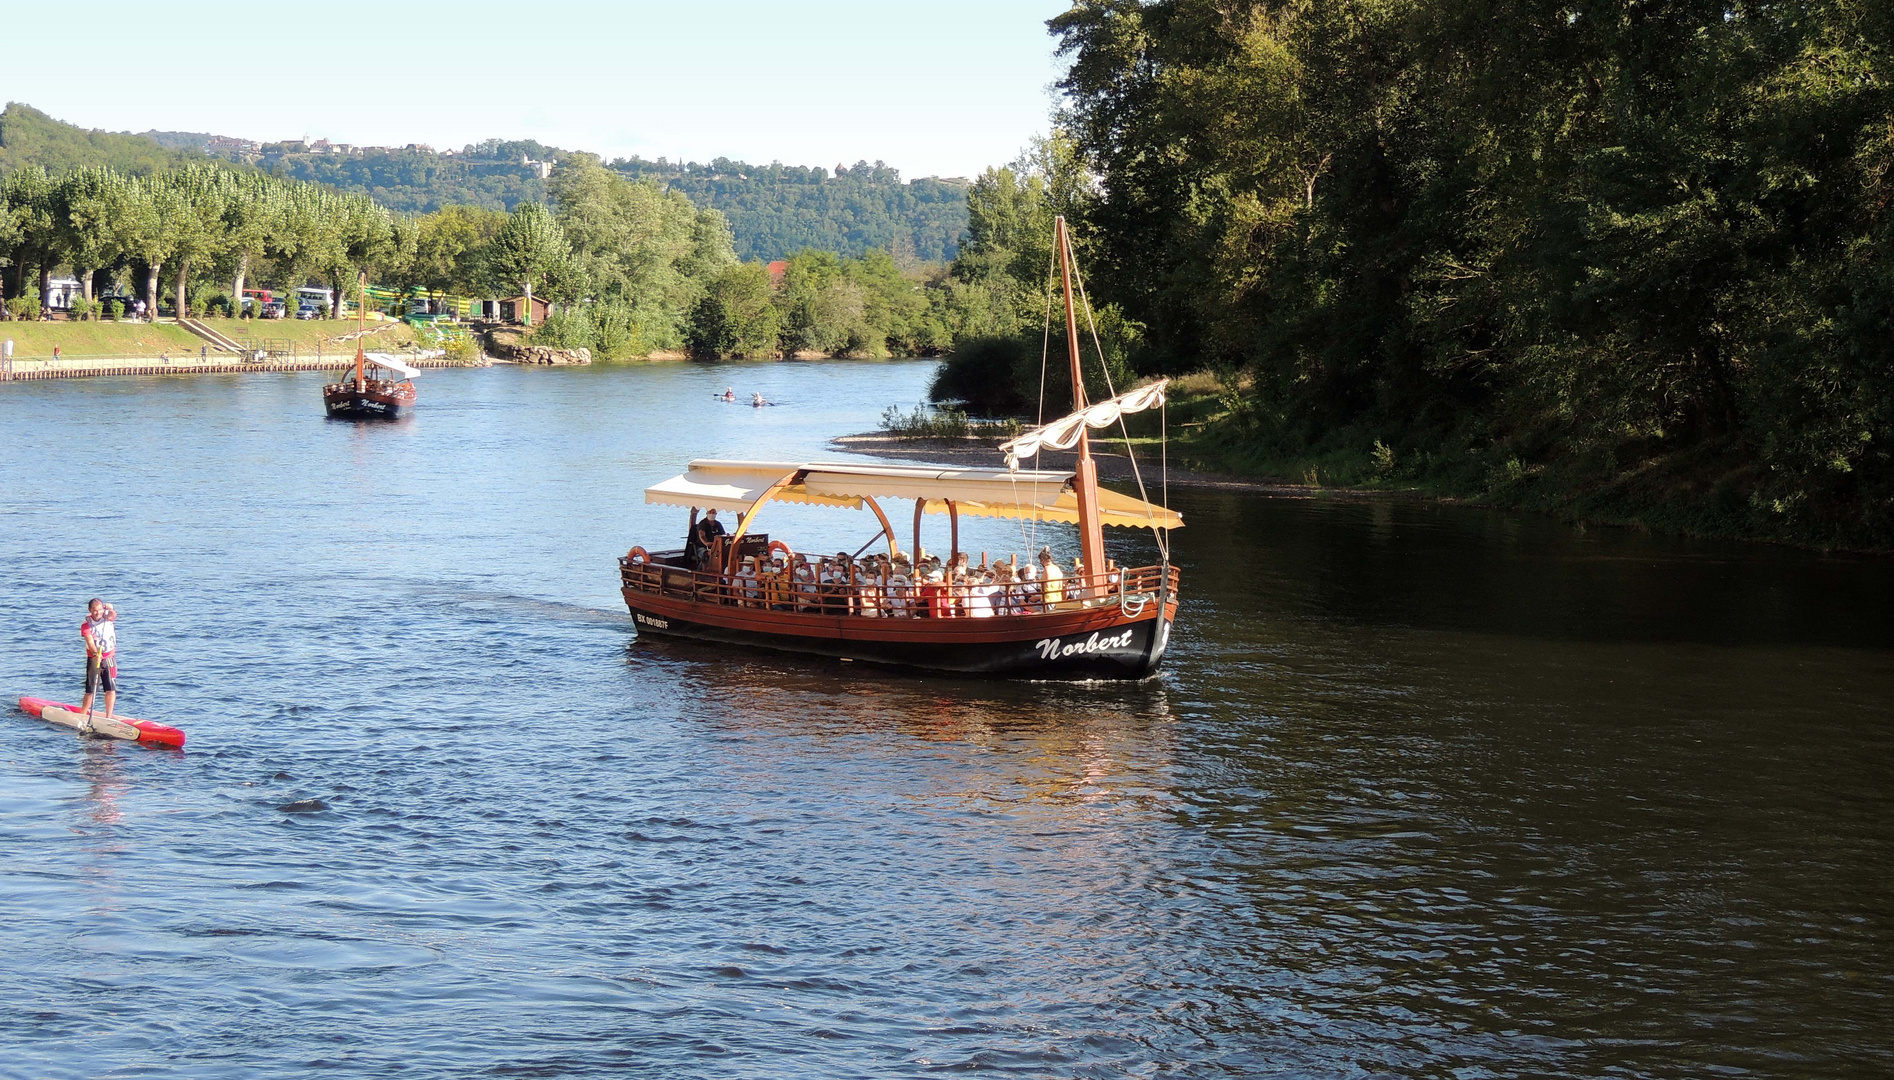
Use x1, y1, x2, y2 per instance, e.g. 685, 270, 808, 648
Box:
484, 329, 591, 365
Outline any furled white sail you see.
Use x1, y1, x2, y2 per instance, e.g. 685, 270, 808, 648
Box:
999, 379, 1168, 469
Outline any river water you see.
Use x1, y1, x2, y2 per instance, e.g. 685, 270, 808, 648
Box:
1, 360, 1890, 1079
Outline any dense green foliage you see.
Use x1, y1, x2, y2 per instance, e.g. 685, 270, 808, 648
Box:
4, 105, 971, 267
2, 164, 406, 319
611, 157, 970, 261
1, 158, 738, 352
1004, 0, 1894, 547
923, 137, 1146, 413
0, 104, 224, 177
259, 139, 564, 214
682, 249, 952, 360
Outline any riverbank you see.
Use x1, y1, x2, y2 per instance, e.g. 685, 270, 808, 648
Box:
2, 350, 475, 381
832, 433, 1353, 499
839, 422, 1892, 555
0, 317, 419, 359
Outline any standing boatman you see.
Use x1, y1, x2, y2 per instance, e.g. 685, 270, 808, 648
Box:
78, 598, 119, 723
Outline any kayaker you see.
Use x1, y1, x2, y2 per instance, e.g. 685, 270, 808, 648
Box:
78, 598, 119, 721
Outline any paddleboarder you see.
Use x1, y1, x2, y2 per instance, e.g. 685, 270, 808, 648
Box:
78, 598, 119, 723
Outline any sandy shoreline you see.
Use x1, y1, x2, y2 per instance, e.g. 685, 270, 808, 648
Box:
829, 433, 1390, 499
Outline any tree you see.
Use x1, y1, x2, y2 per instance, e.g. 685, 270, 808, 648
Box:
405, 205, 505, 294
2, 168, 58, 309
167, 166, 228, 318
219, 172, 281, 316
321, 192, 395, 318
57, 167, 126, 313
268, 182, 342, 311
687, 262, 780, 358
548, 155, 735, 349
482, 201, 570, 326
1044, 0, 1894, 545
109, 174, 186, 318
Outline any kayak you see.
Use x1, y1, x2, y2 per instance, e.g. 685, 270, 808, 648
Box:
18, 696, 187, 748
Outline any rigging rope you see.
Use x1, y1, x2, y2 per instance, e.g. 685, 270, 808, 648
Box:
1067, 248, 1170, 561
1014, 243, 1062, 555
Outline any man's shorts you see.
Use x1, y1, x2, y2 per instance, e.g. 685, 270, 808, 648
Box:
85, 655, 116, 693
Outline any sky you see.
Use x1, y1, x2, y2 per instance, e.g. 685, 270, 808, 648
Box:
0, 1, 1072, 179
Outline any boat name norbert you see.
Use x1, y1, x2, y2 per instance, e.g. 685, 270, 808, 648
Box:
1035, 629, 1135, 660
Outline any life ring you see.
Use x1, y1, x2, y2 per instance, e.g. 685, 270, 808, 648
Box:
626, 545, 650, 565
767, 539, 795, 564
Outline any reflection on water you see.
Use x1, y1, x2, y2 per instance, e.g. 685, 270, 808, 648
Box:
0, 363, 1889, 1079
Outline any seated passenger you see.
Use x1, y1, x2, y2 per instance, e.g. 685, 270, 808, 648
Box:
886, 556, 913, 617
966, 570, 997, 618
735, 556, 762, 606
764, 555, 793, 609
1015, 563, 1042, 614
855, 557, 882, 618
916, 569, 947, 618
792, 557, 820, 612
1066, 556, 1090, 607
1037, 547, 1064, 607
820, 553, 853, 615
992, 563, 1018, 615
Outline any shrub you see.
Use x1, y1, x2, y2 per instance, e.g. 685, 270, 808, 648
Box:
880, 403, 1021, 440
68, 296, 94, 322
927, 335, 1032, 414
5, 296, 42, 321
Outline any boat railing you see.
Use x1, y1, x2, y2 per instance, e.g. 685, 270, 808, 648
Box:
618, 557, 1178, 618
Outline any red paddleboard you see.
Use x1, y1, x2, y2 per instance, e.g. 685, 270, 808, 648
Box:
18, 696, 186, 748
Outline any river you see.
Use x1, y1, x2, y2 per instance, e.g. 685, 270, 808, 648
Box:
1, 360, 1889, 1078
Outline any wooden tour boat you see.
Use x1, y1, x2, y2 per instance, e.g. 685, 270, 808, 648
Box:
619, 216, 1184, 679
323, 272, 419, 420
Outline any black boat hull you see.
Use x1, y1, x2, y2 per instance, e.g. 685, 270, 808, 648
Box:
623, 596, 1172, 680
324, 393, 407, 420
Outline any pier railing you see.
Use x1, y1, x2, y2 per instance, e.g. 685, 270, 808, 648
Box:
619, 557, 1178, 619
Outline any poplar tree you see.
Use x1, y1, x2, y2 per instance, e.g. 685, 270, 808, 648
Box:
483, 201, 570, 326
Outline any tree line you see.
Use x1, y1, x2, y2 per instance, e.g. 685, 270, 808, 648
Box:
0, 157, 744, 347
955, 0, 1892, 548
613, 157, 971, 262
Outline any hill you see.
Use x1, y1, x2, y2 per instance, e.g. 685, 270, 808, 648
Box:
1, 104, 972, 263
610, 157, 968, 263
0, 103, 227, 175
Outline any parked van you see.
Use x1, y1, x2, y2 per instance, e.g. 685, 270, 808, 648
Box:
295, 287, 333, 318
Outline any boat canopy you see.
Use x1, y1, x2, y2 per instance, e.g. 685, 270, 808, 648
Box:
644, 459, 1183, 530
363, 353, 421, 379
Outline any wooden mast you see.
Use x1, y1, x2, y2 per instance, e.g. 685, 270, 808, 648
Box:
353, 270, 367, 390
1056, 215, 1107, 586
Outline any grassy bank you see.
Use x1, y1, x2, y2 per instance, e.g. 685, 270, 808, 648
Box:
224, 319, 417, 352
0, 321, 204, 358
0, 318, 417, 359
1147, 375, 1887, 553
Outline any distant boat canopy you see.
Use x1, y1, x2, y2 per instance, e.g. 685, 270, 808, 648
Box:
643, 459, 1183, 531
362, 353, 422, 379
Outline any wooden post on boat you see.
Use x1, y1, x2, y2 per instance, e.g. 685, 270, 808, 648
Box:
947, 500, 960, 564
353, 270, 367, 392
912, 499, 926, 561
1056, 215, 1108, 592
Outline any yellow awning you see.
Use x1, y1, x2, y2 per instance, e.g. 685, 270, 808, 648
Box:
643, 461, 861, 515
643, 459, 1182, 530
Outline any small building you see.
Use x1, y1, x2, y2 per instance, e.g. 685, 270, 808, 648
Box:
477, 295, 551, 324
766, 260, 788, 287
45, 277, 80, 311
